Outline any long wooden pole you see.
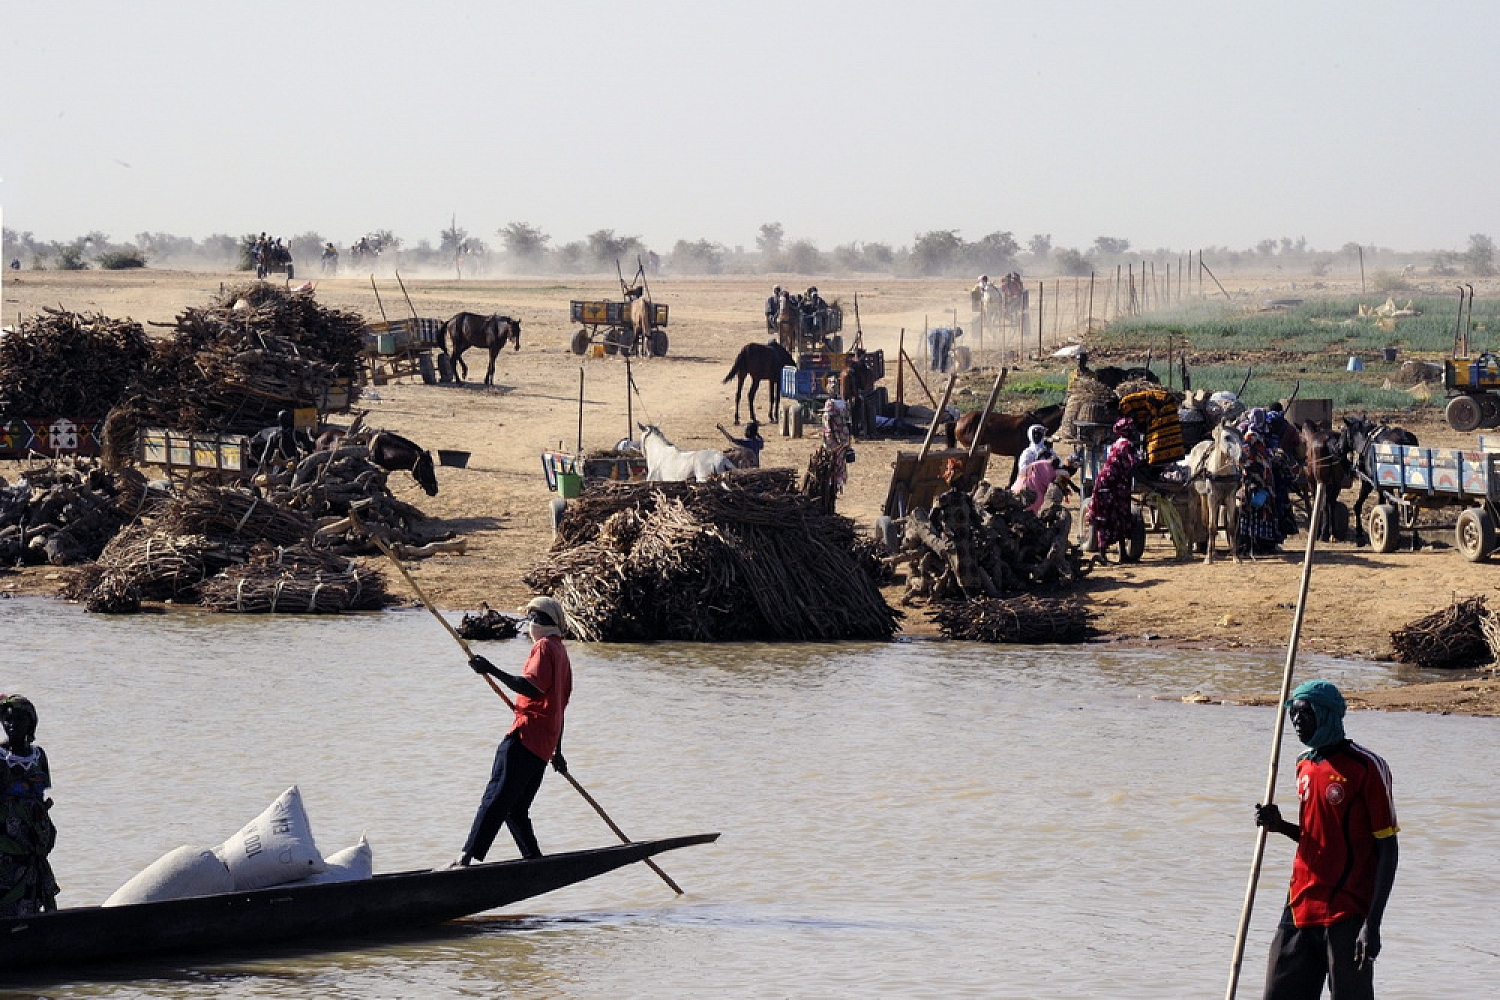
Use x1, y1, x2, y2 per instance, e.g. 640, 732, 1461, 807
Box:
1224, 482, 1326, 998
576, 366, 585, 454
917, 373, 958, 462
901, 350, 939, 408
350, 511, 685, 896
895, 328, 906, 415
967, 367, 1008, 460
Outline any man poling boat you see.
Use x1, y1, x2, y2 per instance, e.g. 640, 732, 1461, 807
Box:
454, 597, 573, 868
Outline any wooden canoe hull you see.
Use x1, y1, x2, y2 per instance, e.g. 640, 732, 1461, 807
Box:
0, 833, 718, 973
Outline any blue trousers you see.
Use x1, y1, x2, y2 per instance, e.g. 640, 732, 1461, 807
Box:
462, 733, 547, 862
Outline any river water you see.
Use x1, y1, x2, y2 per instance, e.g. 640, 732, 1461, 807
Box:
2, 597, 1497, 998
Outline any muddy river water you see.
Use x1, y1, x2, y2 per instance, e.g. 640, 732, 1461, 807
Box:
2, 597, 1497, 997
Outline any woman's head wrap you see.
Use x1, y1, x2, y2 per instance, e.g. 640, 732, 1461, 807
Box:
0, 695, 38, 744
1287, 679, 1346, 759
1113, 417, 1138, 439
1027, 424, 1047, 446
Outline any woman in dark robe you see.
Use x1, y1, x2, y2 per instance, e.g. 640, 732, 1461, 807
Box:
1088, 417, 1142, 557
0, 695, 58, 916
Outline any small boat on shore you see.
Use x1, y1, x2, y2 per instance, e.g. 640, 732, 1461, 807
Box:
0, 833, 718, 975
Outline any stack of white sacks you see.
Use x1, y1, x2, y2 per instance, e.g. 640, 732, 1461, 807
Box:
102, 786, 372, 906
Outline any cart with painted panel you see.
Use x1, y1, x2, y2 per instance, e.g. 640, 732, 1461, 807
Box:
567, 300, 669, 358
1367, 440, 1500, 560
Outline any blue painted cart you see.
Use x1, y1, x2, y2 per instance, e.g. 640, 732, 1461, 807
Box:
1368, 439, 1500, 560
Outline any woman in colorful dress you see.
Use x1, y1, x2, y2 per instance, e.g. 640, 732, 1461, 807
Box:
1087, 417, 1142, 559
1237, 407, 1288, 554
0, 695, 58, 916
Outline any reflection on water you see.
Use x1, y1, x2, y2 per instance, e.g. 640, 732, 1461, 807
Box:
1, 598, 1497, 998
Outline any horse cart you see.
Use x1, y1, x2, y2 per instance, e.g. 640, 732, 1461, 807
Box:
135, 427, 254, 483
1364, 439, 1500, 561
361, 319, 440, 386
568, 300, 669, 358
777, 349, 886, 439
255, 244, 294, 281
786, 303, 844, 355
540, 448, 649, 536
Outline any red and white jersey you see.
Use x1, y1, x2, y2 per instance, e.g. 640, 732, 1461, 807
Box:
1288, 741, 1398, 927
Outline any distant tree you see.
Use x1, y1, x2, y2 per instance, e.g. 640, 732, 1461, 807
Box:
862, 242, 895, 269
55, 243, 89, 270
498, 221, 551, 264
1054, 248, 1091, 276
1463, 233, 1496, 277
1255, 239, 1278, 257
670, 238, 725, 275
439, 220, 468, 255
97, 248, 147, 270
969, 230, 1020, 274
288, 231, 325, 262
1339, 241, 1365, 259
556, 240, 587, 273
1431, 250, 1459, 276
201, 233, 241, 267
585, 229, 644, 269
909, 230, 966, 276
756, 222, 784, 256
1092, 236, 1131, 256
1309, 254, 1333, 277
782, 239, 825, 274
1027, 233, 1053, 260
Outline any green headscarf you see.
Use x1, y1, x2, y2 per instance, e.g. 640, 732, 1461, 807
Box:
1288, 679, 1346, 761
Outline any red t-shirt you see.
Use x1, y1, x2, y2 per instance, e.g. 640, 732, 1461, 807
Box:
507, 635, 572, 763
1288, 741, 1399, 927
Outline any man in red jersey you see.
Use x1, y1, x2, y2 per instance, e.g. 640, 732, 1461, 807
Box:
453, 596, 573, 867
1255, 679, 1399, 1000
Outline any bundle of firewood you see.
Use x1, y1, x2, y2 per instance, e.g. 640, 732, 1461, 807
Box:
889, 480, 1090, 605
1390, 595, 1500, 669
197, 540, 391, 614
458, 603, 524, 641
525, 476, 900, 642
927, 594, 1100, 643
0, 309, 151, 416
0, 458, 135, 567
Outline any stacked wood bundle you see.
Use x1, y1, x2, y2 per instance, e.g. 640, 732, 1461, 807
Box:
260, 437, 433, 554
927, 594, 1100, 644
888, 480, 1091, 605
198, 541, 390, 614
100, 283, 367, 466
1390, 595, 1500, 669
458, 604, 524, 641
0, 309, 151, 417
0, 458, 136, 567
524, 475, 900, 642
1058, 374, 1117, 443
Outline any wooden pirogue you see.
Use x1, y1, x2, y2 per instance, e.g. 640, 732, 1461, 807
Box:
0, 834, 718, 975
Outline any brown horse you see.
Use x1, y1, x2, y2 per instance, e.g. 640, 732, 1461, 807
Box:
1299, 420, 1349, 542
443, 312, 521, 386
723, 341, 794, 424
774, 290, 802, 353
952, 403, 1066, 484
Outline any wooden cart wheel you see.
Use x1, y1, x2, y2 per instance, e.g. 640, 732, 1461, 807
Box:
1456, 507, 1495, 562
1367, 503, 1399, 553
829, 335, 843, 354
648, 330, 669, 357
790, 407, 805, 439
570, 329, 590, 355
1480, 395, 1500, 428
780, 407, 792, 437
603, 331, 621, 356
549, 498, 567, 539
874, 515, 900, 553
1447, 394, 1483, 432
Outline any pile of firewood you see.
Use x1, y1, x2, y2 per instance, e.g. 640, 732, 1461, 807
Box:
100, 283, 367, 466
0, 309, 151, 417
1390, 595, 1500, 669
927, 594, 1100, 644
887, 480, 1091, 605
525, 472, 901, 642
198, 541, 390, 614
458, 604, 524, 641
0, 459, 139, 567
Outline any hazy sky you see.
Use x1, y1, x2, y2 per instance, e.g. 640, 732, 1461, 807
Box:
3, 1, 1497, 254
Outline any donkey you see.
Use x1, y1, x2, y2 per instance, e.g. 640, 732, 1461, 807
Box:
1188, 421, 1243, 564
638, 423, 731, 482
1300, 420, 1349, 542
723, 341, 794, 424
443, 311, 521, 386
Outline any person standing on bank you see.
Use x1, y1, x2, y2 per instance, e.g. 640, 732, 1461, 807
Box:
454, 597, 573, 867
1255, 679, 1399, 1000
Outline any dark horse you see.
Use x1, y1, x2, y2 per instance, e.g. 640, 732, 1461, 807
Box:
1340, 415, 1417, 542
952, 402, 1066, 485
1299, 420, 1349, 541
316, 428, 438, 496
723, 341, 794, 424
443, 312, 521, 386
369, 431, 439, 496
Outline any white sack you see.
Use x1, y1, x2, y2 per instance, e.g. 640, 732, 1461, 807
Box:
102, 845, 234, 907
297, 833, 374, 885
214, 785, 326, 891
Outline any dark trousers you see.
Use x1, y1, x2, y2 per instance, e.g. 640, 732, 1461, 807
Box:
462, 733, 547, 862
1264, 906, 1374, 1000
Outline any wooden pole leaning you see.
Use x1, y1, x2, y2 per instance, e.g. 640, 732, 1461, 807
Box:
1224, 482, 1326, 998
967, 367, 1009, 461
349, 512, 685, 896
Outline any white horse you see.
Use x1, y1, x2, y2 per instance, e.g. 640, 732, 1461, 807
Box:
1188, 422, 1243, 564
638, 423, 732, 482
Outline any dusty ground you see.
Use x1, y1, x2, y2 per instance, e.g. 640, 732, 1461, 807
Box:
3, 268, 1498, 716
